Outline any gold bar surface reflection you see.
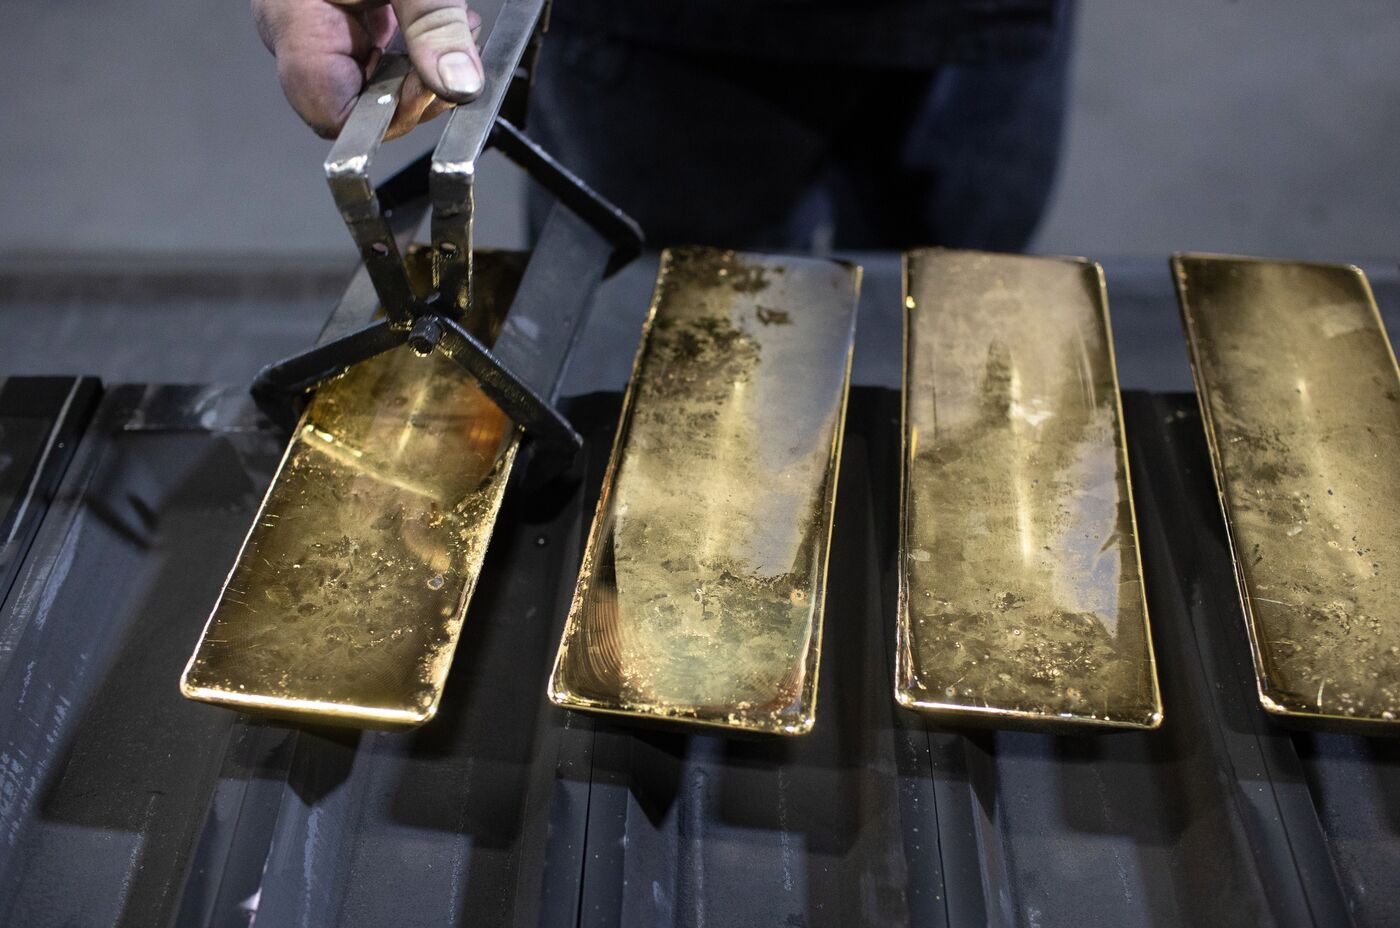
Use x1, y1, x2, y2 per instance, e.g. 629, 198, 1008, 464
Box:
549, 247, 860, 735
1175, 254, 1400, 732
897, 249, 1162, 731
181, 249, 524, 729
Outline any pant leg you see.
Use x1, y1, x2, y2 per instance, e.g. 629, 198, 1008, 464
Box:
525, 24, 859, 250
827, 2, 1075, 251
526, 3, 1073, 253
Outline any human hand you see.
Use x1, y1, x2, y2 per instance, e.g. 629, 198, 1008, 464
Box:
253, 0, 485, 140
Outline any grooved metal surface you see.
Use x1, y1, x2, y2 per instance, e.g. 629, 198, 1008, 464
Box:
0, 383, 1395, 927
0, 259, 1397, 927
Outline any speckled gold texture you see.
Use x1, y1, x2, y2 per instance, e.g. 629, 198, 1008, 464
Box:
1175, 254, 1400, 732
897, 249, 1162, 731
549, 247, 860, 735
181, 249, 524, 728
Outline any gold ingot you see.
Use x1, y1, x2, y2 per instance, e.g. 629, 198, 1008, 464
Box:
897, 249, 1162, 731
181, 249, 525, 728
549, 247, 861, 735
1175, 253, 1400, 732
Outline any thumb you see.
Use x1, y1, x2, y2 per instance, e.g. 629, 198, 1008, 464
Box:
390, 0, 484, 102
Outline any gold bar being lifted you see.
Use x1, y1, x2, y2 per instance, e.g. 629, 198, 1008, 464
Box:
181, 249, 525, 729
1175, 254, 1400, 732
549, 247, 860, 735
897, 249, 1162, 731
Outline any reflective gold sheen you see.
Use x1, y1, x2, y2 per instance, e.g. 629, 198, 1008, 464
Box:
897, 249, 1162, 731
181, 249, 525, 729
1175, 254, 1400, 732
549, 247, 860, 735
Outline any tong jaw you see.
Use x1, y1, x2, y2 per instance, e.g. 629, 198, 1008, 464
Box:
429, 0, 549, 320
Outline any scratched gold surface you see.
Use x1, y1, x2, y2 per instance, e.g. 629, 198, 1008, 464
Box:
897, 249, 1162, 731
1175, 254, 1400, 732
549, 247, 860, 735
181, 248, 525, 728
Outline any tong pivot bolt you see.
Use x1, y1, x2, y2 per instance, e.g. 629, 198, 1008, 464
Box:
408, 316, 445, 356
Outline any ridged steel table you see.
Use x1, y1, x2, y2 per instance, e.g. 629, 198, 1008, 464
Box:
0, 258, 1397, 928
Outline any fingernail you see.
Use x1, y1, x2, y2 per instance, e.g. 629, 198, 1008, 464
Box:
438, 52, 482, 97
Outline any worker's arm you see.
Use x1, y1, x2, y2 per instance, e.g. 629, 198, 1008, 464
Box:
253, 0, 484, 139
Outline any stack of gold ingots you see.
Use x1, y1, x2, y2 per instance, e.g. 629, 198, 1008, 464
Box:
181, 246, 1400, 738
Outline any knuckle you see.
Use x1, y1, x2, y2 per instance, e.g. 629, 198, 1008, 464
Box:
400, 4, 470, 44
251, 0, 285, 52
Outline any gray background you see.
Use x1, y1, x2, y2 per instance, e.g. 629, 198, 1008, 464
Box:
3, 0, 1398, 261
0, 0, 1398, 392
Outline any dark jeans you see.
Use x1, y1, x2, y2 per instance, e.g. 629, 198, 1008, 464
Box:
526, 3, 1074, 252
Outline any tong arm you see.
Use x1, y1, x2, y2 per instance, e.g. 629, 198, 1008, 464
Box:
323, 52, 418, 325
430, 0, 550, 320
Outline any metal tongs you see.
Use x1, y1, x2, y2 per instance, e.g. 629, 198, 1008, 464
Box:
252, 0, 641, 471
